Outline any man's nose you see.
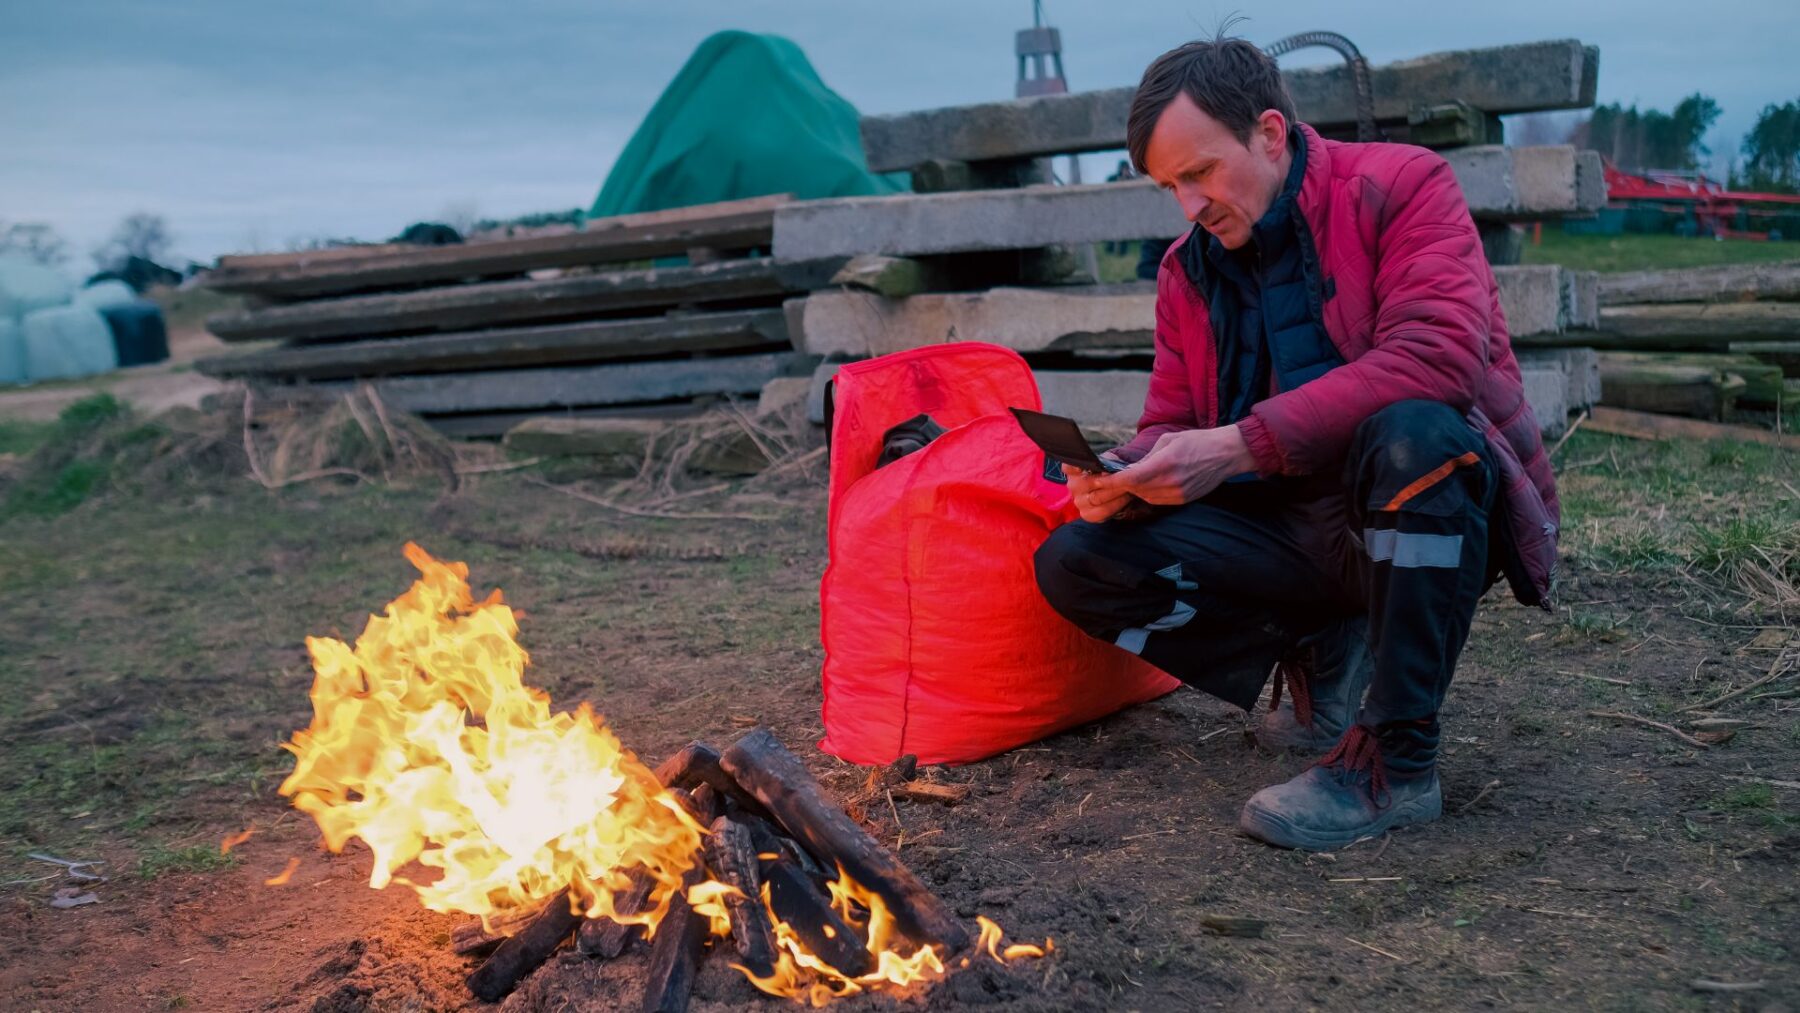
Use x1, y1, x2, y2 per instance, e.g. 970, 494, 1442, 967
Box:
1176, 185, 1210, 223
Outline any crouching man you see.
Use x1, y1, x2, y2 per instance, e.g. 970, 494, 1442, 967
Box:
1034, 35, 1559, 851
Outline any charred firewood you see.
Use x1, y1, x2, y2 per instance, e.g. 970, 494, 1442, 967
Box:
577, 787, 719, 959
641, 864, 711, 1013
450, 904, 541, 957
578, 869, 655, 958
465, 887, 583, 1002
745, 817, 874, 977
721, 728, 971, 952
654, 741, 724, 790
655, 741, 774, 822
704, 816, 779, 977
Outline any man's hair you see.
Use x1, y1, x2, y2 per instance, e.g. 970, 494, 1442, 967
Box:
1126, 33, 1298, 174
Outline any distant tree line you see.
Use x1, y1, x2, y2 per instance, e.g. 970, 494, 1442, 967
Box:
1569, 93, 1720, 174
1560, 92, 1800, 194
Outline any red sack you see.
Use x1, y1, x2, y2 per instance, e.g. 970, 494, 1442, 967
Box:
818, 343, 1178, 765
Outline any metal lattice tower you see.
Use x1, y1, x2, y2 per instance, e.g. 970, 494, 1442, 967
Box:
1014, 0, 1067, 98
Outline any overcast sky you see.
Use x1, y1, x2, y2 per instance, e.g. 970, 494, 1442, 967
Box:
4, 0, 1795, 269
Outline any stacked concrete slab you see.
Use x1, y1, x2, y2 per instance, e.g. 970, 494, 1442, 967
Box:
1516, 262, 1800, 421
194, 196, 818, 436
774, 38, 1607, 436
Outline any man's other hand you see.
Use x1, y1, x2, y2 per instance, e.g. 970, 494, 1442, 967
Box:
1063, 455, 1135, 523
1095, 425, 1255, 506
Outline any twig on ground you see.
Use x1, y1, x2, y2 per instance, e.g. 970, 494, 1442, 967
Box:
1677, 651, 1796, 713
1558, 670, 1632, 686
1691, 980, 1766, 993
1587, 710, 1712, 749
1458, 779, 1502, 813
524, 476, 776, 522
1549, 411, 1588, 459
1719, 774, 1800, 790
1346, 937, 1407, 961
1196, 726, 1236, 743
743, 445, 828, 487
1521, 906, 1601, 919
455, 457, 542, 476
242, 390, 275, 489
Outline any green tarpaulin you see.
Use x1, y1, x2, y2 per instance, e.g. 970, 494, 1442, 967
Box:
590, 31, 904, 218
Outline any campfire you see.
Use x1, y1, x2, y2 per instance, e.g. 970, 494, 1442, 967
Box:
272, 543, 1047, 1007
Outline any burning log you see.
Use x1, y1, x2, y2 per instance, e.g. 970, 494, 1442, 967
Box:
641, 865, 711, 1013
704, 816, 779, 977
655, 741, 775, 822
576, 786, 721, 959
451, 905, 541, 957
577, 869, 656, 958
746, 817, 876, 977
465, 888, 584, 1003
721, 728, 972, 952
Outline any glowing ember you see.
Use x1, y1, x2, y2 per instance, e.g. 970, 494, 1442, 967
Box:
271, 543, 1050, 1002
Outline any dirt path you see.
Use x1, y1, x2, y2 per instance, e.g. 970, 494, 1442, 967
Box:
0, 448, 1794, 1010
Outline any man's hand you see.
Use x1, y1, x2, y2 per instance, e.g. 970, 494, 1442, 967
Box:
1093, 426, 1256, 507
1063, 455, 1136, 523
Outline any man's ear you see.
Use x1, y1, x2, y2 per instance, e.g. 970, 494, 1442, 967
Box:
1257, 110, 1288, 159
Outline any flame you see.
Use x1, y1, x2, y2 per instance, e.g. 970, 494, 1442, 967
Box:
220, 826, 256, 855
976, 915, 1051, 962
275, 543, 1050, 1003
264, 857, 300, 886
276, 543, 702, 930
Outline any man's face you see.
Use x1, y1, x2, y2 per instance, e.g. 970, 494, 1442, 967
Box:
1143, 93, 1290, 250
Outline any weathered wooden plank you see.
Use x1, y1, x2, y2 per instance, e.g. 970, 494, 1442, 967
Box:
1598, 356, 1746, 419
774, 148, 1601, 263
1597, 263, 1800, 306
194, 308, 786, 381
1599, 352, 1785, 405
1585, 406, 1800, 448
205, 258, 788, 344
315, 351, 808, 416
205, 196, 789, 300
1598, 303, 1800, 343
1732, 341, 1800, 377
861, 39, 1595, 170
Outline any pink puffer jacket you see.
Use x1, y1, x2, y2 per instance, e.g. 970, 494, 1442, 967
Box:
1119, 123, 1559, 607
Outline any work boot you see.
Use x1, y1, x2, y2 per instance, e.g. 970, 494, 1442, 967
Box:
1255, 616, 1373, 754
1237, 725, 1442, 852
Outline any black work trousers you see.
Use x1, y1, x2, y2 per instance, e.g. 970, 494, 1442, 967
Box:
1034, 400, 1498, 762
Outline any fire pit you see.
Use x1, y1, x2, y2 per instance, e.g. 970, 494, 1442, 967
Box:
272, 543, 1046, 1008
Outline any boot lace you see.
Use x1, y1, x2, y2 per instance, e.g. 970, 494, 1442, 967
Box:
1316, 724, 1388, 807
1266, 646, 1314, 728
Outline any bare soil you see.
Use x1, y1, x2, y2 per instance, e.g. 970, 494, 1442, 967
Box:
0, 430, 1795, 1011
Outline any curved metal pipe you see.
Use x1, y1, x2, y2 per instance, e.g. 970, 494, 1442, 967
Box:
1264, 31, 1380, 143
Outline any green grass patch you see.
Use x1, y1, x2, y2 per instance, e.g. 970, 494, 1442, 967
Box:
0, 418, 58, 456
137, 842, 236, 880
1715, 782, 1775, 810
1522, 232, 1800, 273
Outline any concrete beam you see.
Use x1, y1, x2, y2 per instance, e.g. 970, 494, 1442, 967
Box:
775, 148, 1601, 263
1043, 364, 1578, 437
318, 351, 810, 415
789, 266, 1587, 358
861, 40, 1596, 171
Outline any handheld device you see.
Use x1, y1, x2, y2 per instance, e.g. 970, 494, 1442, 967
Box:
1008, 408, 1127, 474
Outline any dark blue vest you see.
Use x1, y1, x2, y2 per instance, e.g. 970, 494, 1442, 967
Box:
1177, 133, 1343, 426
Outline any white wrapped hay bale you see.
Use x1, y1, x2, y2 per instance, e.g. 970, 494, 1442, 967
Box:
0, 318, 25, 386
0, 254, 76, 324
21, 304, 118, 381
74, 280, 139, 310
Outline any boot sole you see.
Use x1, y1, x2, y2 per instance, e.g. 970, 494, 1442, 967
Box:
1237, 786, 1443, 852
